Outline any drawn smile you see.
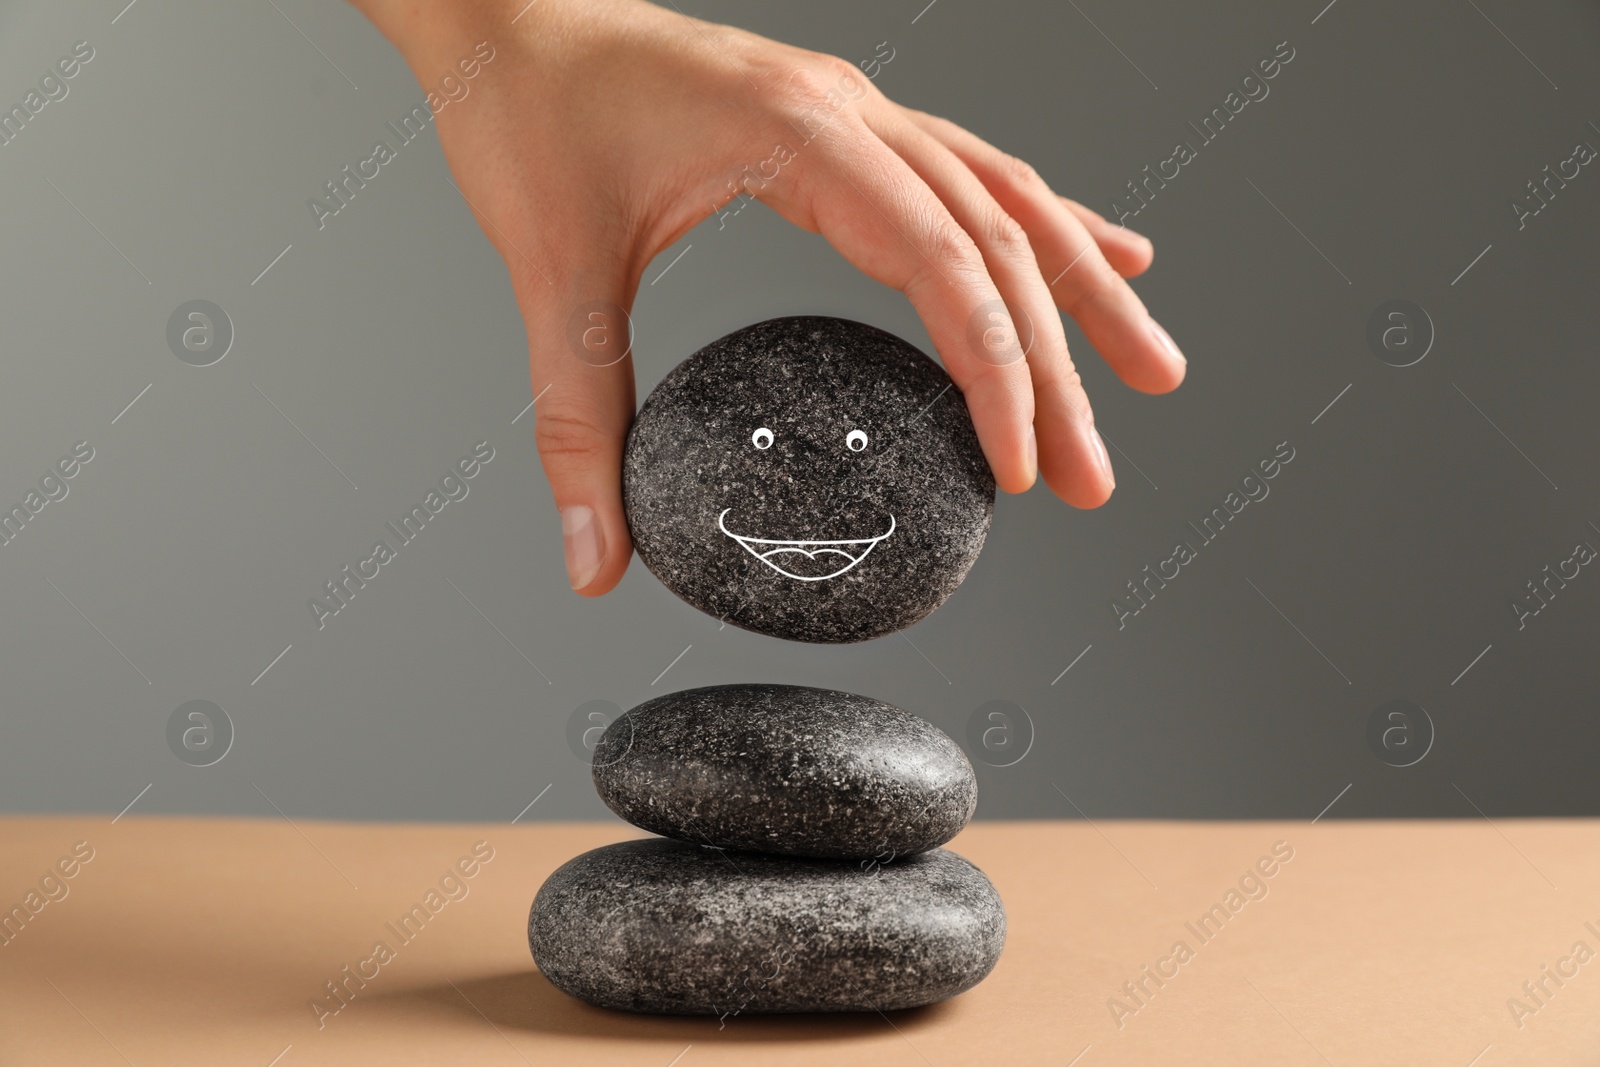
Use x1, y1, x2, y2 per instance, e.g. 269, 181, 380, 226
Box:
718, 508, 896, 582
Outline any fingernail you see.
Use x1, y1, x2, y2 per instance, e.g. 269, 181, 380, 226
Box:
1087, 425, 1114, 487
561, 505, 605, 590
1149, 319, 1185, 365
1024, 425, 1039, 487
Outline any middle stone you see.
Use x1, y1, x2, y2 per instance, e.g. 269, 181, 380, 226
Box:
592, 683, 977, 860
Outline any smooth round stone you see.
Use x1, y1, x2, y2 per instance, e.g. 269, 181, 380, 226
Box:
623, 316, 995, 644
593, 684, 976, 860
529, 838, 1005, 1015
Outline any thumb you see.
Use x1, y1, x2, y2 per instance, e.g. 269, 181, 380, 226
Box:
516, 266, 638, 597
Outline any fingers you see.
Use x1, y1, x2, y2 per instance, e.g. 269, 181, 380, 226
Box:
904, 109, 1186, 396
863, 109, 1112, 508
510, 260, 639, 597
761, 118, 1038, 494
1059, 197, 1154, 278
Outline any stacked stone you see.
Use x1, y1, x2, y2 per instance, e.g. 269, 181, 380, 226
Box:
530, 684, 1005, 1014
529, 317, 1006, 1014
619, 315, 996, 645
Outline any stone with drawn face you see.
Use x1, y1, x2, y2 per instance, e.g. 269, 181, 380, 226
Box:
623, 316, 994, 643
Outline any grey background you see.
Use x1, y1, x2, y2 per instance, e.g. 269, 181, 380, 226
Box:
1, 0, 1596, 824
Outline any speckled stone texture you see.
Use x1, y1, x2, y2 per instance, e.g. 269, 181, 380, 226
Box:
529, 838, 1005, 1015
623, 316, 995, 643
593, 684, 976, 860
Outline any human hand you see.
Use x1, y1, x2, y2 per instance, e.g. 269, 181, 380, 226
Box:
350, 0, 1186, 596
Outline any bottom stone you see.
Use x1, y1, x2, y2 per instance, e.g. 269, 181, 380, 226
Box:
529, 838, 1005, 1015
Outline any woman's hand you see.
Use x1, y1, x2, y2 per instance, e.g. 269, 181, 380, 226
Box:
350, 0, 1186, 595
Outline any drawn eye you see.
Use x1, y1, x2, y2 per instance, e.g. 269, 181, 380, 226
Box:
752, 427, 774, 449
846, 429, 869, 452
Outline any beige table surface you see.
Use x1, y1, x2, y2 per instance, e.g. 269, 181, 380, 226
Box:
2, 816, 1597, 1066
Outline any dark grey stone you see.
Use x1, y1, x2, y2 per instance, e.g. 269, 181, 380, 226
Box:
623, 316, 995, 643
593, 684, 976, 860
529, 838, 1005, 1015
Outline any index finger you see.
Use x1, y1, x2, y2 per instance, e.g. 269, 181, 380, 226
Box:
762, 121, 1039, 494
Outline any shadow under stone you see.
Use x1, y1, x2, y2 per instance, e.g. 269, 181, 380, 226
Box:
371, 967, 957, 1044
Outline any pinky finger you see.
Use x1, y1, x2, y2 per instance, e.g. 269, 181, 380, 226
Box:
1059, 198, 1154, 278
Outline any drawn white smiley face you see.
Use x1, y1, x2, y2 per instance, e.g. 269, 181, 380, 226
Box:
719, 424, 895, 582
